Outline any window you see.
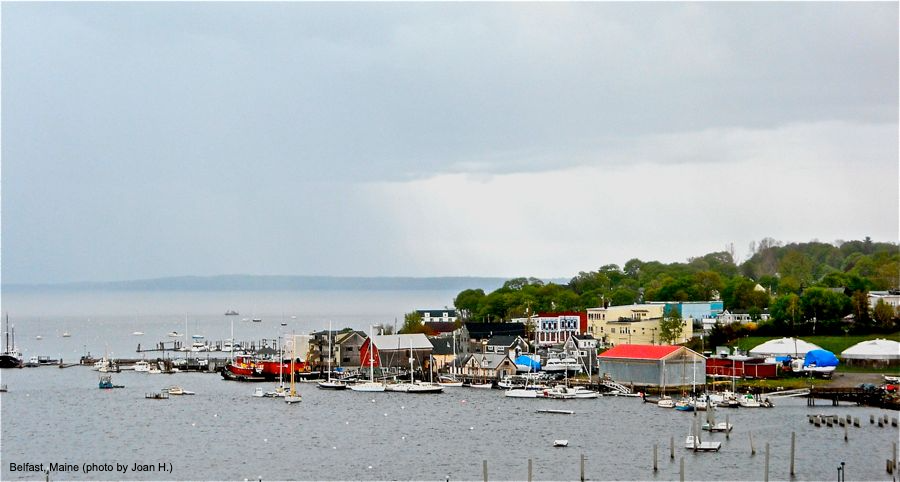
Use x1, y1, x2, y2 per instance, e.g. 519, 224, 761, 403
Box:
346, 347, 353, 352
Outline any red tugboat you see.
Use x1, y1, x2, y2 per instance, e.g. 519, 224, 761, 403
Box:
222, 355, 311, 381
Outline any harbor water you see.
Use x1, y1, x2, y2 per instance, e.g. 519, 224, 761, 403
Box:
2, 289, 899, 480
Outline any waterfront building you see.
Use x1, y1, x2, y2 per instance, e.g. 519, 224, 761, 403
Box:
430, 335, 458, 372
716, 309, 770, 326
359, 333, 434, 369
587, 304, 693, 346
649, 301, 725, 331
334, 330, 366, 368
598, 344, 706, 387
458, 352, 517, 381
706, 354, 778, 378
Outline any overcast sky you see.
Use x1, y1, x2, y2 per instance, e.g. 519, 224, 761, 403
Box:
2, 2, 897, 284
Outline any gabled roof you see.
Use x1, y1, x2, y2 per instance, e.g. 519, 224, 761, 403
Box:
430, 337, 457, 356
464, 322, 526, 339
371, 334, 433, 350
417, 309, 457, 316
598, 344, 681, 360
486, 335, 524, 347
424, 322, 457, 334
462, 352, 515, 369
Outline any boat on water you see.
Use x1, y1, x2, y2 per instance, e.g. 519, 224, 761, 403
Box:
686, 419, 721, 451
98, 375, 124, 389
284, 335, 302, 404
252, 318, 262, 323
0, 315, 23, 369
168, 331, 183, 338
318, 323, 349, 390
738, 393, 761, 408
350, 325, 386, 393
164, 386, 195, 395
225, 310, 239, 316
437, 375, 464, 387
657, 396, 675, 408
134, 360, 151, 373
133, 331, 144, 336
61, 331, 71, 338
145, 392, 169, 400
543, 355, 582, 375
674, 398, 694, 411
701, 399, 732, 432
553, 440, 569, 447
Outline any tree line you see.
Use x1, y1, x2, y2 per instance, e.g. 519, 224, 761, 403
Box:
450, 237, 899, 337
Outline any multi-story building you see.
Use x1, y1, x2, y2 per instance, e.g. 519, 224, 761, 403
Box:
417, 309, 458, 324
587, 303, 693, 346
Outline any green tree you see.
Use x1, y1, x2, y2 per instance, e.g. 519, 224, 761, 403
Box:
873, 299, 897, 331
454, 289, 485, 321
658, 307, 685, 345
399, 311, 428, 334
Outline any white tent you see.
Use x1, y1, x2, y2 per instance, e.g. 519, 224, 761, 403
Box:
748, 337, 823, 357
841, 339, 900, 360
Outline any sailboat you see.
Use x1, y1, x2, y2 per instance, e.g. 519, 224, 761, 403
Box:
318, 322, 347, 390
702, 396, 733, 432
657, 359, 674, 408
350, 326, 385, 392
284, 335, 302, 404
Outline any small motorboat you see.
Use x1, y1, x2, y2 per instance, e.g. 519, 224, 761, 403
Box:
133, 331, 145, 336
553, 440, 569, 447
165, 386, 194, 395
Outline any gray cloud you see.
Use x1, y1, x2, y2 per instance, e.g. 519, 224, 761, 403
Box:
2, 3, 897, 283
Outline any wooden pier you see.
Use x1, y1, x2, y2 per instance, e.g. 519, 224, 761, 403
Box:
806, 387, 899, 409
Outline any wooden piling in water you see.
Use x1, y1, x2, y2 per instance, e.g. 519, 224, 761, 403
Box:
870, 414, 875, 424
891, 417, 897, 427
726, 415, 730, 440
790, 432, 795, 477
853, 417, 859, 427
750, 432, 756, 456
527, 459, 532, 482
670, 436, 674, 460
580, 454, 585, 482
878, 418, 884, 427
844, 424, 848, 441
653, 444, 658, 472
764, 443, 770, 482
846, 414, 852, 424
893, 442, 897, 474
679, 457, 684, 482
483, 460, 487, 482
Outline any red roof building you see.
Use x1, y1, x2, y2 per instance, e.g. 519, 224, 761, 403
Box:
598, 344, 706, 387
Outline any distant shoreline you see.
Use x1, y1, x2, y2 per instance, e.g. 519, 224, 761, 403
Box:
2, 275, 564, 292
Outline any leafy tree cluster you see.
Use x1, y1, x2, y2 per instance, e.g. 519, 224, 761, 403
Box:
452, 238, 899, 336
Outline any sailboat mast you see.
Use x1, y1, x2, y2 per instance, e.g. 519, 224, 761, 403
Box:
327, 321, 332, 382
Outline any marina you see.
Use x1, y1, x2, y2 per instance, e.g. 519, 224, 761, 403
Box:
1, 364, 898, 481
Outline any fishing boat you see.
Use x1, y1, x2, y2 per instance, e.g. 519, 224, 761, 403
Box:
553, 440, 569, 447
0, 315, 23, 369
98, 375, 124, 389
318, 322, 348, 390
133, 360, 151, 372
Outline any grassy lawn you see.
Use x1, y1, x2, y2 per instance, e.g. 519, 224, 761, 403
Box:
733, 333, 900, 356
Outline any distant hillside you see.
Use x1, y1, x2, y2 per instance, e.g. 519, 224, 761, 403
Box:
1, 275, 536, 292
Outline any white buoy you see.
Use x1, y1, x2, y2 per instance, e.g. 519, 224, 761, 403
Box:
470, 427, 474, 430
368, 466, 373, 469
332, 447, 337, 450
401, 406, 405, 409
263, 438, 267, 442
384, 413, 388, 416
402, 436, 406, 440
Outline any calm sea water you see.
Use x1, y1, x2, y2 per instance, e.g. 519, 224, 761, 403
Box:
1, 290, 899, 481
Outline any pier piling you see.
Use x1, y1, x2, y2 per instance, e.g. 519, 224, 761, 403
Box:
764, 443, 770, 482
653, 444, 658, 472
750, 432, 756, 456
679, 457, 684, 482
483, 460, 487, 482
580, 454, 585, 482
670, 436, 674, 460
726, 415, 730, 440
870, 414, 875, 424
527, 458, 532, 482
790, 432, 795, 477
853, 417, 860, 427
844, 423, 848, 442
